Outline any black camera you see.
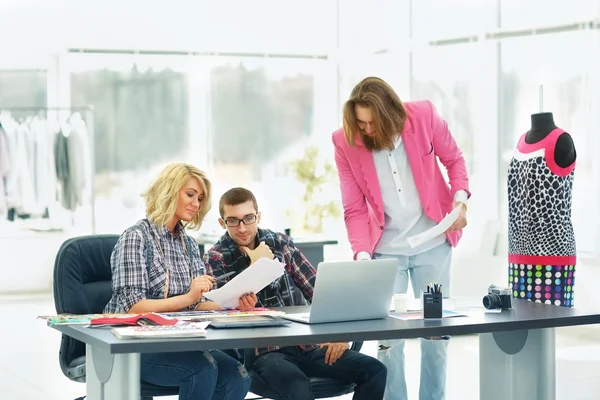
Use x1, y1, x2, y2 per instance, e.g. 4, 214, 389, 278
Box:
482, 285, 512, 310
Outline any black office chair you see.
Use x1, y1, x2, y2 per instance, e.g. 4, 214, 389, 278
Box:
52, 234, 179, 400
243, 341, 363, 399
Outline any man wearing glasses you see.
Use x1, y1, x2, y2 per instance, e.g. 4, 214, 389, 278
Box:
203, 187, 386, 400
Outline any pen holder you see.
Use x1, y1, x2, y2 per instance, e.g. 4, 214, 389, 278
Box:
422, 293, 443, 319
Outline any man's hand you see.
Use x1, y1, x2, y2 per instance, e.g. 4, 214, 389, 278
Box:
320, 342, 350, 365
240, 241, 274, 264
237, 292, 258, 311
447, 202, 467, 233
187, 275, 215, 304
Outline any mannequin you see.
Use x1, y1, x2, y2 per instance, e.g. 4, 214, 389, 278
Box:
507, 111, 576, 308
525, 112, 576, 168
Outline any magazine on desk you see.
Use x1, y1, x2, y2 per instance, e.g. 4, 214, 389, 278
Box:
38, 313, 123, 326
39, 308, 283, 326
39, 312, 180, 327
112, 322, 211, 339
160, 307, 285, 321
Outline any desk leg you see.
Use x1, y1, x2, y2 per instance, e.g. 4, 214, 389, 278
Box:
86, 344, 141, 400
479, 328, 556, 400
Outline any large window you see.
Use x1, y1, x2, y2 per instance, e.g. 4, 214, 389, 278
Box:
67, 54, 338, 237
210, 59, 315, 180
203, 57, 339, 237
71, 61, 189, 174
0, 70, 47, 112
68, 54, 192, 234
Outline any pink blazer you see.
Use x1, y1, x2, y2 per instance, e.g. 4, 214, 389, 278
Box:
332, 100, 470, 258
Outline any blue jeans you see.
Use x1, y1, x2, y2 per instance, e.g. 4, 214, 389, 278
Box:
141, 350, 251, 400
252, 346, 387, 400
375, 241, 452, 400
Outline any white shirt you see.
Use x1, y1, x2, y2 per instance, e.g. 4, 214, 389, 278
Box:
357, 136, 467, 259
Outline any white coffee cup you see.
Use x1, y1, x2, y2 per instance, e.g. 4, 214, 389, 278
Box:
393, 293, 410, 312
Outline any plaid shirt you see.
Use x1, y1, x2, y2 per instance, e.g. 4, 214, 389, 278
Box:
104, 218, 206, 314
204, 228, 318, 354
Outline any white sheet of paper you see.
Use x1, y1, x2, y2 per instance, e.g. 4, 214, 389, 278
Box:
203, 258, 285, 308
406, 205, 462, 248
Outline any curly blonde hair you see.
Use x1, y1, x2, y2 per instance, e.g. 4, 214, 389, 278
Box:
142, 163, 212, 231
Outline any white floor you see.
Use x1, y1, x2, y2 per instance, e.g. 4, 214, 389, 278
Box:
2, 293, 600, 400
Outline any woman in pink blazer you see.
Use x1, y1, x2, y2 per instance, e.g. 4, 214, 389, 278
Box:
332, 77, 470, 400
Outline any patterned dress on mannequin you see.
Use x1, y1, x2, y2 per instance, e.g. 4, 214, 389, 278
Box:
507, 127, 576, 307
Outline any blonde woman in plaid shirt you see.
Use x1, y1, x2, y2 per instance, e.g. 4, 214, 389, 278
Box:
104, 163, 250, 400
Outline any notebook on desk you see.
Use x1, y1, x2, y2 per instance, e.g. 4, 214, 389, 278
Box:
282, 259, 397, 324
209, 315, 291, 329
112, 322, 210, 339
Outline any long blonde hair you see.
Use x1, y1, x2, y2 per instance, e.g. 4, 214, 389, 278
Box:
142, 163, 212, 230
342, 76, 407, 152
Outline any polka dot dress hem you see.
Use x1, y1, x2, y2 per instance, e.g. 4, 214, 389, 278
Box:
508, 263, 575, 308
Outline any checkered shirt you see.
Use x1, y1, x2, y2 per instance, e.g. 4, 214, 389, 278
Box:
104, 219, 206, 314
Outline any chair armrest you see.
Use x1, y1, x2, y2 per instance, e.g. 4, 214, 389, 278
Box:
65, 356, 86, 383
59, 334, 87, 383
350, 341, 363, 352
242, 348, 258, 371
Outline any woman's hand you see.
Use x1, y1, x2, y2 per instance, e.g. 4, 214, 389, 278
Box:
187, 275, 215, 304
237, 293, 258, 311
447, 202, 467, 233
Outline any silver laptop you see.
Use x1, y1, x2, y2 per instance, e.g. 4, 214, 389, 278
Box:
282, 258, 398, 324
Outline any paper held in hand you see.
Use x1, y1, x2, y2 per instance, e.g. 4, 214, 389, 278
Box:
406, 205, 462, 248
203, 257, 286, 308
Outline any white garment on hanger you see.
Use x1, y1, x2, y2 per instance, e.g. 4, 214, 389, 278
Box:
67, 113, 91, 208
31, 119, 57, 214
12, 124, 36, 214
0, 125, 11, 216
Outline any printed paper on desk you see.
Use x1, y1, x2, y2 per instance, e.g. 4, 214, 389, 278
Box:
406, 205, 462, 248
203, 258, 285, 308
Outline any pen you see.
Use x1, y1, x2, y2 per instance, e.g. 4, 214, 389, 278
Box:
426, 283, 443, 294
213, 271, 236, 283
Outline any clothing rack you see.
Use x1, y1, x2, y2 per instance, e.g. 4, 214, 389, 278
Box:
0, 106, 96, 233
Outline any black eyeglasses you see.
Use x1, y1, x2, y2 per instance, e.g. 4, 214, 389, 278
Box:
223, 214, 258, 227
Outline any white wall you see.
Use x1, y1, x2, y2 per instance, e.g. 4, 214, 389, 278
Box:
0, 0, 337, 54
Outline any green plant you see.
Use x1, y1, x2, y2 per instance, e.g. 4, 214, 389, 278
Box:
287, 145, 340, 234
